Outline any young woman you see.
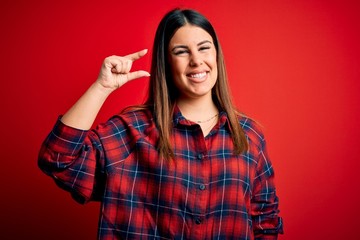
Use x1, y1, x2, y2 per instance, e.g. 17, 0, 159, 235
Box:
38, 8, 283, 239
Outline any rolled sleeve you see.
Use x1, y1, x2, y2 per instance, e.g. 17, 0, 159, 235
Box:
38, 117, 104, 203
45, 117, 88, 156
251, 138, 284, 238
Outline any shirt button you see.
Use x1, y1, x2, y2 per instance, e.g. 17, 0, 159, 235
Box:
197, 154, 204, 160
199, 184, 206, 190
195, 218, 202, 225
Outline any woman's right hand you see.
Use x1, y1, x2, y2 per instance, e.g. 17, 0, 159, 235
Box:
96, 49, 150, 92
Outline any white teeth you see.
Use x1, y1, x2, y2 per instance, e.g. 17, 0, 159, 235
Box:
190, 72, 207, 79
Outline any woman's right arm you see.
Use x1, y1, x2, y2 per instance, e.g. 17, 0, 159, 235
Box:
61, 49, 150, 130
38, 49, 150, 203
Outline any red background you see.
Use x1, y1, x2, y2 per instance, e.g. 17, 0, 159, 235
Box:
1, 0, 359, 239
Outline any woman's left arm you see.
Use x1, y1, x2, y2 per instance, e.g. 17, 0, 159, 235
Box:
251, 137, 284, 239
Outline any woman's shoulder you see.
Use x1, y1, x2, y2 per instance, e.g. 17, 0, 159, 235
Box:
96, 106, 154, 132
237, 114, 266, 145
114, 107, 154, 126
118, 106, 153, 121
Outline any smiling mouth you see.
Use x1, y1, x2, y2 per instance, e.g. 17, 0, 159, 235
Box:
187, 72, 207, 79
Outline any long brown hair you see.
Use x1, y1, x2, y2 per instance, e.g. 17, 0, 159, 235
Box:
125, 8, 248, 159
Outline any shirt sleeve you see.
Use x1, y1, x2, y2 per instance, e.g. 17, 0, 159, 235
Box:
38, 117, 105, 204
251, 136, 284, 239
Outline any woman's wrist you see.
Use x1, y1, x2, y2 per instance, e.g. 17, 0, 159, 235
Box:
92, 80, 115, 97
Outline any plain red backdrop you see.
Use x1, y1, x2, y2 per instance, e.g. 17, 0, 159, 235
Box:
1, 0, 359, 239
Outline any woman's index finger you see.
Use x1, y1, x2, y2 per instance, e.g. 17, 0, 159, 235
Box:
125, 49, 148, 61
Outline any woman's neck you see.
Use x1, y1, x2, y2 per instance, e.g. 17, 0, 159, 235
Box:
177, 95, 218, 122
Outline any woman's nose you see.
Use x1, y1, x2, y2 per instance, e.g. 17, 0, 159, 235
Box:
189, 52, 203, 67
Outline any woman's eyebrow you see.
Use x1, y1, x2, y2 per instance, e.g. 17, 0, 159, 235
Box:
197, 40, 212, 46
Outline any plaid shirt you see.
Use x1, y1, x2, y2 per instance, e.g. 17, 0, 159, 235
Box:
38, 107, 283, 239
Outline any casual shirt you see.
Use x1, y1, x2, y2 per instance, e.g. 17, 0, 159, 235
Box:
38, 107, 283, 239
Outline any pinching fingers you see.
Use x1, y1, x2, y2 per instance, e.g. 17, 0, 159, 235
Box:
126, 70, 150, 82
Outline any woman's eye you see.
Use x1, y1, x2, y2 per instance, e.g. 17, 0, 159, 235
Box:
174, 50, 188, 55
199, 46, 211, 51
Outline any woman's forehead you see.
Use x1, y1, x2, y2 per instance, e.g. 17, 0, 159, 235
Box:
169, 25, 213, 47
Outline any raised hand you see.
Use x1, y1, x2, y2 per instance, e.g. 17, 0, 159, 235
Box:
96, 49, 150, 91
60, 49, 150, 130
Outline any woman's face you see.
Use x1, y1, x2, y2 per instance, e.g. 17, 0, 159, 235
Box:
168, 24, 217, 100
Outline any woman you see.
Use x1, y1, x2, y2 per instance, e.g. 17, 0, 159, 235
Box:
38, 8, 283, 239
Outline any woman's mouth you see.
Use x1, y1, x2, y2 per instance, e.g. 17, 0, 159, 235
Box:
187, 72, 208, 80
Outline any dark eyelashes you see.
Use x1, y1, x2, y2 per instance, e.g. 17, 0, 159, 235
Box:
199, 46, 211, 51
174, 46, 211, 55
174, 50, 188, 55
